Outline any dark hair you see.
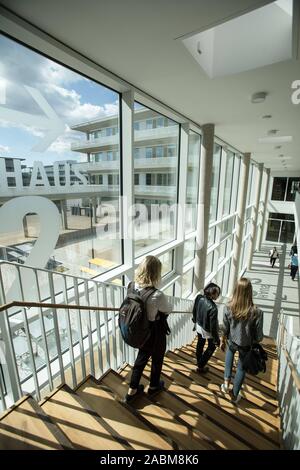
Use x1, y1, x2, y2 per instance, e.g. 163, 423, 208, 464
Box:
204, 282, 221, 299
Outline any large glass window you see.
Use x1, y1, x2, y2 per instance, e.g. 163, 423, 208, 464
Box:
182, 269, 194, 298
0, 34, 122, 280
183, 238, 196, 265
185, 131, 201, 233
271, 177, 287, 200
222, 150, 234, 216
286, 177, 300, 201
133, 103, 179, 256
209, 144, 221, 223
158, 250, 174, 277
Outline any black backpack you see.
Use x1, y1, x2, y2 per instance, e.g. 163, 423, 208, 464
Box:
242, 343, 268, 375
119, 283, 156, 348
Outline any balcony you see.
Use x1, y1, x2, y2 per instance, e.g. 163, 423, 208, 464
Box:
71, 126, 178, 153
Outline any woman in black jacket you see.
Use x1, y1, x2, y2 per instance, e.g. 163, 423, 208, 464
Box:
192, 283, 221, 373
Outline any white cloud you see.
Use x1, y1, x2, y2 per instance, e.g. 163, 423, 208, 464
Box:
0, 144, 10, 153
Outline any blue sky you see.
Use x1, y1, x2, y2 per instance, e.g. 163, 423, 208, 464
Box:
0, 34, 119, 166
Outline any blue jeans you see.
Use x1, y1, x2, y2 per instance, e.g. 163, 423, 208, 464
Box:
224, 344, 248, 397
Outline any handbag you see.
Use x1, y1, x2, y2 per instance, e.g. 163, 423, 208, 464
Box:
242, 343, 268, 375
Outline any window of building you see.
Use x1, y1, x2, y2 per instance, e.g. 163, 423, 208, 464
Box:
183, 238, 196, 265
156, 146, 164, 158
158, 250, 174, 277
146, 147, 153, 158
167, 145, 176, 158
209, 144, 221, 223
156, 117, 164, 128
222, 150, 234, 216
286, 177, 300, 201
182, 269, 194, 298
266, 213, 295, 243
185, 131, 201, 233
271, 177, 287, 201
134, 103, 179, 256
146, 119, 153, 129
134, 174, 140, 185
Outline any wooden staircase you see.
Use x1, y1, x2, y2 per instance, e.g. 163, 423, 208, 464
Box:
0, 338, 281, 450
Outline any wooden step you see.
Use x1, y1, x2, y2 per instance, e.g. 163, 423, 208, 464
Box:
173, 349, 280, 430
165, 352, 280, 447
191, 350, 278, 408
191, 345, 278, 393
101, 369, 212, 450
120, 365, 250, 450
182, 345, 279, 414
76, 375, 172, 450
0, 395, 73, 450
40, 385, 127, 450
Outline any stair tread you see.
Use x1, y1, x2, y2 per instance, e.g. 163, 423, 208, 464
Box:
41, 385, 126, 450
101, 369, 211, 450
77, 376, 172, 450
171, 350, 280, 430
165, 352, 280, 448
120, 365, 250, 450
181, 346, 279, 415
0, 395, 72, 450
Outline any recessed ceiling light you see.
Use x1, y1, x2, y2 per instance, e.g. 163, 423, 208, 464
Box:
258, 136, 293, 144
262, 115, 272, 119
268, 129, 279, 135
251, 92, 267, 103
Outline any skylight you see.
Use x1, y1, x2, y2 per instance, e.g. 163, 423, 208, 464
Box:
182, 0, 294, 78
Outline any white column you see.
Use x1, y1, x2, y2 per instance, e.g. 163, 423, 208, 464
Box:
259, 168, 271, 249
228, 153, 251, 295
121, 90, 135, 283
247, 163, 264, 268
194, 123, 215, 294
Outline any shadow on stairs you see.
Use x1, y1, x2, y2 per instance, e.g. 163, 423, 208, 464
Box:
0, 337, 282, 450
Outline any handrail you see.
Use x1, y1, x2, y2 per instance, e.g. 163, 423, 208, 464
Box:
0, 300, 193, 315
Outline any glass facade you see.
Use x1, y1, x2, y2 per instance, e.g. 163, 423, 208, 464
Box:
0, 32, 273, 313
0, 35, 122, 281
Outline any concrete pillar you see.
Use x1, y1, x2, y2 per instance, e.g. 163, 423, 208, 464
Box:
259, 168, 271, 250
60, 200, 68, 230
228, 153, 251, 296
193, 123, 215, 294
247, 163, 264, 269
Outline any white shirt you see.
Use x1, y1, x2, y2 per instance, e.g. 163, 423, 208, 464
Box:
133, 283, 173, 321
196, 324, 212, 339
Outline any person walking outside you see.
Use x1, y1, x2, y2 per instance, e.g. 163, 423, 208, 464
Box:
269, 247, 279, 268
220, 278, 264, 404
290, 252, 299, 281
124, 256, 172, 403
192, 283, 221, 373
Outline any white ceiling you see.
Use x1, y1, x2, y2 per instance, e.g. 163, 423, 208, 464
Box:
1, 0, 300, 172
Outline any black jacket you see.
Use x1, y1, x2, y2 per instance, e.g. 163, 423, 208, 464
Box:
192, 294, 219, 345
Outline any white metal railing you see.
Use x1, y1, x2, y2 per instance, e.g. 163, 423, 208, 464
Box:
277, 310, 300, 450
0, 261, 194, 412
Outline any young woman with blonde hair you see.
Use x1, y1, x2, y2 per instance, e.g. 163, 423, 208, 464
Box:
125, 255, 172, 403
220, 278, 264, 404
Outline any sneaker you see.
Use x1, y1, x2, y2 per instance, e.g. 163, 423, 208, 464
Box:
124, 384, 144, 404
148, 380, 165, 396
220, 383, 229, 394
229, 390, 241, 404
196, 366, 209, 374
